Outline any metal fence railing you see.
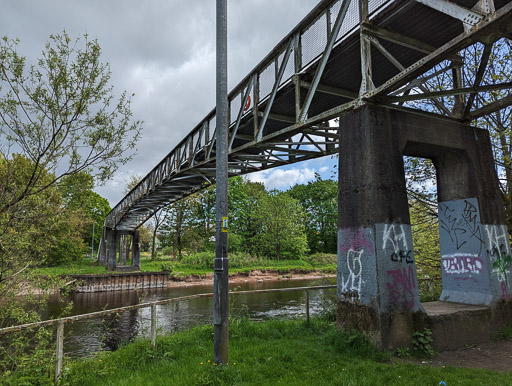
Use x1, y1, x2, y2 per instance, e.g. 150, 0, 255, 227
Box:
0, 284, 336, 383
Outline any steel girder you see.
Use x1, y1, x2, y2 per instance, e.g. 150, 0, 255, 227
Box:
106, 0, 512, 230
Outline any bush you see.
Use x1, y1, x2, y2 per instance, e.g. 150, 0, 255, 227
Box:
179, 251, 265, 270
228, 233, 243, 253
180, 251, 215, 269
303, 253, 337, 266
161, 246, 174, 257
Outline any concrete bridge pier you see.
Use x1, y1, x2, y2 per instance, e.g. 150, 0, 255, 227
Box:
131, 230, 141, 270
106, 227, 118, 271
98, 227, 107, 266
100, 227, 141, 272
336, 104, 512, 350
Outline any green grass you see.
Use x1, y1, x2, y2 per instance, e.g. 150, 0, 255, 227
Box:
33, 253, 337, 278
493, 326, 512, 341
57, 319, 511, 385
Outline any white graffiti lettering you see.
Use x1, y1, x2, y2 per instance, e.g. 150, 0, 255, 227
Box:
442, 254, 484, 275
382, 224, 412, 264
340, 248, 363, 295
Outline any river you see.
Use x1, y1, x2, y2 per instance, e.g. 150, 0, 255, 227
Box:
43, 278, 336, 358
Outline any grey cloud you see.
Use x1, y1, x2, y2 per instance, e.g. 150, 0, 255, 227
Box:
1, 0, 319, 204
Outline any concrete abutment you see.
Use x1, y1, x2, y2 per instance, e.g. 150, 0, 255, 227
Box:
337, 104, 512, 350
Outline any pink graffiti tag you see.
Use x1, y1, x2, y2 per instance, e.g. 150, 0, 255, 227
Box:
501, 281, 511, 301
386, 265, 416, 310
338, 227, 374, 254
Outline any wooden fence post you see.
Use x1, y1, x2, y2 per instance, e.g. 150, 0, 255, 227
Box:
306, 290, 310, 324
151, 304, 157, 348
55, 320, 64, 384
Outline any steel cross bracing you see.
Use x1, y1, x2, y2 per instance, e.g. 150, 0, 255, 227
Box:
106, 0, 512, 231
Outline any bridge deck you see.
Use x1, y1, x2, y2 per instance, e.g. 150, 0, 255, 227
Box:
106, 0, 512, 230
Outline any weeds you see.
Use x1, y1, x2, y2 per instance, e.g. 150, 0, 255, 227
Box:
492, 326, 512, 341
412, 328, 435, 358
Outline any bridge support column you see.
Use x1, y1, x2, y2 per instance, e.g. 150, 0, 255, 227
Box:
98, 227, 107, 266
106, 227, 118, 271
132, 230, 141, 270
337, 103, 511, 350
119, 235, 128, 265
337, 104, 423, 350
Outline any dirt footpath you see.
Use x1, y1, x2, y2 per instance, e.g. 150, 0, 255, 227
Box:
426, 340, 512, 372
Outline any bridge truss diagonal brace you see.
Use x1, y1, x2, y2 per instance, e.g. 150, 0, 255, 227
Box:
414, 0, 484, 31
299, 0, 353, 122
367, 34, 453, 116
229, 76, 255, 151
369, 2, 512, 103
256, 38, 294, 142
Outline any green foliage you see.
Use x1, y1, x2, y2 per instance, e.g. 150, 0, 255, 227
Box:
408, 193, 442, 301
303, 252, 337, 266
412, 328, 435, 358
288, 174, 338, 254
179, 251, 216, 269
228, 176, 266, 255
0, 31, 139, 381
394, 347, 411, 358
60, 172, 111, 250
227, 232, 243, 253
492, 255, 512, 286
254, 191, 309, 259
159, 176, 310, 261
492, 326, 512, 341
0, 31, 139, 283
159, 262, 174, 274
0, 272, 72, 383
0, 32, 142, 185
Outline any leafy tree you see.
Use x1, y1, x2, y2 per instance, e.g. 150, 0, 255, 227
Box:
0, 31, 142, 363
160, 200, 191, 257
149, 208, 169, 260
254, 191, 308, 260
0, 155, 71, 277
0, 32, 141, 214
469, 39, 512, 235
188, 186, 216, 249
228, 176, 267, 255
0, 155, 72, 380
58, 171, 111, 253
403, 38, 512, 234
288, 174, 337, 253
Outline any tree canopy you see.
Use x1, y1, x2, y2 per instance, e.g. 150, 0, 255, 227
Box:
0, 32, 142, 213
0, 32, 141, 322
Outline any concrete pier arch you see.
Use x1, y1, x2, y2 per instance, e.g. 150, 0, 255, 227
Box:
337, 104, 512, 349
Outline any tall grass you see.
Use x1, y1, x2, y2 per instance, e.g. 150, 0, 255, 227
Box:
54, 318, 511, 385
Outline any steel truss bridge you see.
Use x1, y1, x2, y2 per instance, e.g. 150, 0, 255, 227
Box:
105, 0, 512, 231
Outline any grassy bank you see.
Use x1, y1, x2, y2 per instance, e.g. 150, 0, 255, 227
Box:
55, 318, 510, 385
34, 252, 337, 278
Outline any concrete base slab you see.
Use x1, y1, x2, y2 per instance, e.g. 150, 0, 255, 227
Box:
338, 299, 512, 352
422, 301, 512, 352
114, 265, 140, 272
423, 301, 489, 316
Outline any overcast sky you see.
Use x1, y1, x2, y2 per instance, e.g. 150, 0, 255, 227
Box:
1, 0, 336, 205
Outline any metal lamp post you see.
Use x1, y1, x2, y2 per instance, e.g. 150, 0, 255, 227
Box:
214, 0, 229, 365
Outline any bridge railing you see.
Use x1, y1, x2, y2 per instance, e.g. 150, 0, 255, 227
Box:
0, 284, 336, 383
106, 0, 394, 229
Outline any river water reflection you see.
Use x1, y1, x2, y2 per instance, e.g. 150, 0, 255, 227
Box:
44, 278, 335, 358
